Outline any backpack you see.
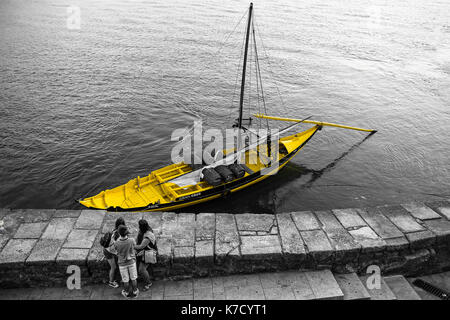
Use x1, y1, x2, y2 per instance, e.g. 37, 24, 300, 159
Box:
100, 231, 112, 248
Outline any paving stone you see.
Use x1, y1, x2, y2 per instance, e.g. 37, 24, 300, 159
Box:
160, 212, 177, 238
385, 236, 410, 251
164, 279, 193, 297
221, 274, 260, 289
195, 240, 213, 264
212, 276, 225, 294
224, 284, 265, 300
322, 227, 361, 257
41, 218, 76, 240
260, 271, 310, 292
149, 281, 165, 300
88, 285, 105, 300
0, 239, 37, 263
75, 210, 105, 229
423, 218, 450, 241
156, 237, 172, 265
315, 210, 343, 229
193, 277, 212, 290
359, 275, 397, 300
39, 287, 65, 300
164, 294, 194, 300
425, 201, 450, 220
174, 213, 195, 246
300, 229, 333, 254
332, 208, 367, 229
195, 213, 215, 240
380, 205, 425, 233
263, 285, 296, 300
276, 213, 306, 255
13, 222, 48, 239
173, 246, 194, 264
291, 273, 316, 300
406, 230, 437, 249
213, 292, 225, 300
62, 287, 93, 300
291, 211, 320, 231
305, 270, 343, 300
56, 248, 89, 263
215, 214, 240, 258
348, 226, 386, 253
21, 209, 55, 223
334, 273, 371, 300
384, 275, 421, 300
401, 202, 441, 220
235, 214, 275, 234
26, 239, 64, 263
240, 235, 282, 257
357, 207, 404, 239
0, 288, 31, 300
194, 287, 213, 300
316, 211, 361, 255
53, 210, 82, 218
63, 229, 98, 249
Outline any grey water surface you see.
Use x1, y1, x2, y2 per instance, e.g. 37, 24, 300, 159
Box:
1, 0, 449, 213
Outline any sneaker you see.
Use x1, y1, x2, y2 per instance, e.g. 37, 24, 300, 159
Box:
131, 289, 139, 298
108, 281, 119, 288
121, 290, 129, 298
143, 283, 153, 291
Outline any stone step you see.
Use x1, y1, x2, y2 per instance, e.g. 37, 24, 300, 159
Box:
384, 275, 421, 300
359, 274, 397, 300
407, 271, 450, 300
304, 270, 344, 300
334, 273, 371, 300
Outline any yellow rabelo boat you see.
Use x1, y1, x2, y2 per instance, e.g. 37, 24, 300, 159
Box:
79, 3, 376, 212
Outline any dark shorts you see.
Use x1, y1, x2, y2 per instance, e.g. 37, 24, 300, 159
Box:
103, 248, 115, 260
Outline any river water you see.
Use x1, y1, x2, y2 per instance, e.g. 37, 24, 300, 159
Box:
1, 0, 449, 213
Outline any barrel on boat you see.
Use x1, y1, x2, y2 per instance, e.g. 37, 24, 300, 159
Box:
202, 168, 222, 186
228, 163, 245, 178
214, 165, 234, 182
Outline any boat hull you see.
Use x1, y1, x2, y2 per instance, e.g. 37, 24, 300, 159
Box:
79, 125, 320, 212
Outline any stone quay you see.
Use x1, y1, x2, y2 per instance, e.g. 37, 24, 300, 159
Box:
0, 200, 449, 288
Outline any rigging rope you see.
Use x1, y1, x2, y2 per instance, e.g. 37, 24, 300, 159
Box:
253, 14, 288, 118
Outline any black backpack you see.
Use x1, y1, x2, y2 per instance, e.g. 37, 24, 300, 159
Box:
100, 231, 112, 248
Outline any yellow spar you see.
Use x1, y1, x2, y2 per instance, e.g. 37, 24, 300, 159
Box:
254, 114, 377, 133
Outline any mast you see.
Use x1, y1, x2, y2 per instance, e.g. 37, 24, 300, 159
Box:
237, 2, 253, 130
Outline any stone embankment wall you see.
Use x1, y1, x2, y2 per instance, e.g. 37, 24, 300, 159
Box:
0, 201, 449, 288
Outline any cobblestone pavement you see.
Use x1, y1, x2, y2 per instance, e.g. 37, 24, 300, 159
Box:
2, 269, 448, 300
0, 269, 343, 300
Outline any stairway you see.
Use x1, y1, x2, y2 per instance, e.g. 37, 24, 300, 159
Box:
255, 269, 446, 300
310, 270, 449, 300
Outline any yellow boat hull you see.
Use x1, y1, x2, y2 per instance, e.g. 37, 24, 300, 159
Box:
79, 125, 320, 212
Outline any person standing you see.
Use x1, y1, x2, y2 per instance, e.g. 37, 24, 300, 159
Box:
101, 217, 125, 288
135, 219, 157, 291
114, 225, 139, 298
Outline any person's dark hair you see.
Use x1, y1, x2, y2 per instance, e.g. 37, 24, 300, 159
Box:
118, 225, 129, 237
137, 219, 153, 245
138, 219, 152, 234
115, 217, 125, 230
